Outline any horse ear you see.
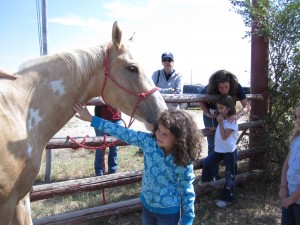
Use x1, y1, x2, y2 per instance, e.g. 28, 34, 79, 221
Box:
112, 21, 122, 49
129, 32, 136, 42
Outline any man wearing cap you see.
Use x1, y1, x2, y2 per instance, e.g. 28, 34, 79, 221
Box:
152, 52, 183, 109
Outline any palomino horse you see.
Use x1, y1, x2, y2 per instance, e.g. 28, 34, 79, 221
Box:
0, 21, 167, 225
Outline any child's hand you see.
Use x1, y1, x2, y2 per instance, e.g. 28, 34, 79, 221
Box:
206, 127, 216, 131
216, 114, 223, 123
281, 196, 295, 209
279, 187, 288, 200
73, 103, 93, 122
0, 69, 17, 80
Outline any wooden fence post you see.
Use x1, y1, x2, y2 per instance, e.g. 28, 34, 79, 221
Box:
45, 149, 52, 183
249, 0, 269, 170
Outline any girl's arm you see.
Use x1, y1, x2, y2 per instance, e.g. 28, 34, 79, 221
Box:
217, 115, 234, 140
279, 150, 290, 206
73, 103, 93, 122
219, 125, 234, 140
236, 99, 251, 120
280, 151, 290, 193
0, 69, 17, 80
199, 102, 213, 118
73, 103, 150, 148
178, 165, 195, 225
281, 186, 300, 209
228, 99, 250, 123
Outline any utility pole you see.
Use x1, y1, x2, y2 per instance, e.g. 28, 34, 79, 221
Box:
41, 0, 48, 56
249, 0, 268, 169
40, 0, 51, 183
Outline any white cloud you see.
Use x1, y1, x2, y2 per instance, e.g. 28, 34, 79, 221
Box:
15, 0, 251, 86
103, 2, 156, 20
49, 15, 111, 32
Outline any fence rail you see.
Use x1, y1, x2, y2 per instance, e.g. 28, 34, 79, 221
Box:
32, 170, 263, 225
45, 120, 265, 149
31, 147, 264, 202
87, 94, 263, 106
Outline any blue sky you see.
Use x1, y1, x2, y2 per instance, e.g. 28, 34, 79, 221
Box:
0, 0, 251, 86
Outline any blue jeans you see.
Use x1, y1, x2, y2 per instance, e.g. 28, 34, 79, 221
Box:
282, 203, 300, 225
203, 114, 219, 177
142, 206, 180, 225
202, 151, 236, 202
94, 119, 122, 176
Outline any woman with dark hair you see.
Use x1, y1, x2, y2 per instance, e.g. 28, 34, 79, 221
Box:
199, 69, 250, 179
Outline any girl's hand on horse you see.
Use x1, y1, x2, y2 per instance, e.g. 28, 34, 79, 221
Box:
73, 103, 93, 122
0, 69, 17, 80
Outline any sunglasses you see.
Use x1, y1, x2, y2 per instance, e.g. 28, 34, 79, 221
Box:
162, 58, 173, 62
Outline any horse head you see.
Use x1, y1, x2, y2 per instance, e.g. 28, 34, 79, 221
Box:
90, 21, 167, 126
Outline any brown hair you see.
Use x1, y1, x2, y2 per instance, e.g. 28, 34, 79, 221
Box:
207, 69, 239, 96
216, 95, 236, 117
153, 108, 203, 167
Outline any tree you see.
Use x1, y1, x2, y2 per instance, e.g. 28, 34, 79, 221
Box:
230, 0, 300, 174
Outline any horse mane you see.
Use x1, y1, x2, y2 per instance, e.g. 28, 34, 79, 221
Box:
18, 44, 107, 85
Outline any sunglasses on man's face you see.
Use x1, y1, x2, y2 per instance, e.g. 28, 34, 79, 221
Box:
162, 58, 173, 62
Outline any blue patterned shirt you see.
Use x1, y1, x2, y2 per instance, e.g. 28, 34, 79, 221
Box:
91, 116, 195, 225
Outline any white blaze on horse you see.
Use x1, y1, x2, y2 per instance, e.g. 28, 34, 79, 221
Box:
0, 21, 167, 225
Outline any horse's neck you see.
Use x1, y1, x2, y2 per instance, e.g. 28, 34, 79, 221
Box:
12, 66, 102, 146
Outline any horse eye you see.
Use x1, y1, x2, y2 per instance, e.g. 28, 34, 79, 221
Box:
127, 65, 138, 73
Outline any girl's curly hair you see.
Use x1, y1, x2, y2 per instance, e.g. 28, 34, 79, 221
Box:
153, 108, 203, 167
207, 69, 239, 96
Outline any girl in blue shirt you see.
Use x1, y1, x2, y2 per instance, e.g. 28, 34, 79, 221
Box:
280, 102, 300, 225
73, 103, 203, 225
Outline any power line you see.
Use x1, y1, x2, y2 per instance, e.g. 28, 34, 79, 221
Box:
36, 0, 43, 56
